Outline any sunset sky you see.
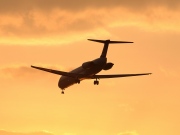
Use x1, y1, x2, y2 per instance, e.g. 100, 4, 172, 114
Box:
0, 0, 180, 135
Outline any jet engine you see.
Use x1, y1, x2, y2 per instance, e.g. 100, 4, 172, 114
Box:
103, 62, 114, 70
82, 61, 95, 69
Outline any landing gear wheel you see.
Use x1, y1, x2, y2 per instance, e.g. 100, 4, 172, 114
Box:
94, 80, 96, 85
94, 80, 99, 85
61, 90, 64, 94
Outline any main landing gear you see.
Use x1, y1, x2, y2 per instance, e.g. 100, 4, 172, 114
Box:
94, 78, 99, 85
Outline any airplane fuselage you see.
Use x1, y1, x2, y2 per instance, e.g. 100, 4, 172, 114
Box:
58, 57, 107, 89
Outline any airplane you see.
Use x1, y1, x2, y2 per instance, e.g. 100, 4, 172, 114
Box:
31, 39, 152, 94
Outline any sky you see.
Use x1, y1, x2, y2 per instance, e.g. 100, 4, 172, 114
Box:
0, 0, 180, 135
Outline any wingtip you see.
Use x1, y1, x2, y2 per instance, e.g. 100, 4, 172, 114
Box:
31, 65, 36, 68
87, 39, 94, 41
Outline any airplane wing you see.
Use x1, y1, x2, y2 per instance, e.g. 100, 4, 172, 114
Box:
91, 73, 152, 79
31, 65, 83, 78
31, 65, 151, 79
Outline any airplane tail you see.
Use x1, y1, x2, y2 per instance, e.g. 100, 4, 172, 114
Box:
88, 39, 133, 58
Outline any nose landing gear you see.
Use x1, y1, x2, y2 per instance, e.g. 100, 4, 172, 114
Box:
61, 89, 65, 94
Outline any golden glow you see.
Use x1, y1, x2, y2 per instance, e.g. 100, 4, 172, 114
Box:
0, 1, 180, 135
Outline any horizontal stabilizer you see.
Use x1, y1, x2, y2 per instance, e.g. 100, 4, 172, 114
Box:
88, 39, 133, 44
88, 39, 133, 58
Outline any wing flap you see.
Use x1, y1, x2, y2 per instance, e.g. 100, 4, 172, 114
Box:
91, 73, 152, 79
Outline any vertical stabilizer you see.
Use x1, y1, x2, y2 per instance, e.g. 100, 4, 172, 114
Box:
100, 40, 110, 58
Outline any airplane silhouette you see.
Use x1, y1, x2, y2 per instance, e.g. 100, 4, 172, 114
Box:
31, 39, 151, 94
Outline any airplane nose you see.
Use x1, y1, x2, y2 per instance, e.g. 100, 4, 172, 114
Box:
58, 76, 68, 90
58, 76, 64, 89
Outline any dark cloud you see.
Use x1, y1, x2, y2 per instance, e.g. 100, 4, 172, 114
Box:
0, 0, 179, 39
0, 0, 180, 14
0, 130, 53, 135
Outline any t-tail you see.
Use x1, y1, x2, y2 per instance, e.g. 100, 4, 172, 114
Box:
88, 39, 133, 58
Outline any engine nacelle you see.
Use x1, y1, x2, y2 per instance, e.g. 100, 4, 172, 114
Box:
103, 62, 114, 70
82, 61, 95, 69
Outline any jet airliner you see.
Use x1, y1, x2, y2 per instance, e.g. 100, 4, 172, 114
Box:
31, 39, 151, 94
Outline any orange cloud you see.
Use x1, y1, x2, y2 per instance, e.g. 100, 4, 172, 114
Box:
0, 1, 180, 46
0, 130, 53, 135
158, 65, 179, 78
0, 65, 66, 80
0, 7, 180, 45
117, 131, 139, 135
0, 0, 180, 14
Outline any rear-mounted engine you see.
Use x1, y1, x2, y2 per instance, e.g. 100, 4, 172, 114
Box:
103, 62, 114, 70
